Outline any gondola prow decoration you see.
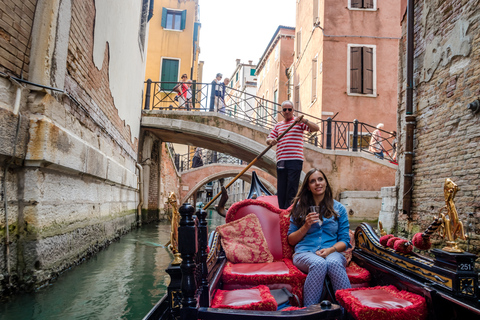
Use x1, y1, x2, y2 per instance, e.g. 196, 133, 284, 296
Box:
166, 192, 182, 265
438, 178, 467, 253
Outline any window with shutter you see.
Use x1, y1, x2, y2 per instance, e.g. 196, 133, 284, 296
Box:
295, 86, 300, 108
348, 45, 375, 96
363, 47, 374, 94
313, 0, 319, 25
160, 59, 179, 91
350, 47, 362, 94
349, 0, 376, 10
296, 30, 302, 57
161, 8, 185, 30
312, 59, 317, 101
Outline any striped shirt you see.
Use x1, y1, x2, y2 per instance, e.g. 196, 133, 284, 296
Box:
268, 119, 310, 162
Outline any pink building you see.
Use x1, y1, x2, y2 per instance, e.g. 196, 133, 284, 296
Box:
293, 0, 401, 135
256, 26, 295, 122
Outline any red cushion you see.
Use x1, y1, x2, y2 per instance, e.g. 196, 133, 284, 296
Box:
336, 285, 428, 320
211, 285, 277, 311
230, 261, 290, 275
226, 199, 284, 260
216, 213, 274, 263
346, 261, 371, 284
222, 259, 306, 305
256, 195, 279, 207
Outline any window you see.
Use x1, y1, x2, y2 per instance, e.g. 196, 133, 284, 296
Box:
349, 0, 376, 10
160, 59, 179, 90
266, 58, 270, 73
236, 72, 238, 82
313, 0, 319, 25
348, 45, 375, 96
273, 90, 278, 118
250, 68, 256, 76
312, 59, 317, 101
296, 30, 302, 57
275, 45, 279, 60
294, 85, 300, 109
161, 8, 186, 30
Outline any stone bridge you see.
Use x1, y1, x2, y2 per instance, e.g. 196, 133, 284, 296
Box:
179, 164, 277, 203
141, 110, 397, 199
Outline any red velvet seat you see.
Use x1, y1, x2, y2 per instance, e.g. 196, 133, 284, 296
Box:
346, 261, 371, 288
221, 198, 306, 305
211, 285, 277, 311
335, 285, 428, 320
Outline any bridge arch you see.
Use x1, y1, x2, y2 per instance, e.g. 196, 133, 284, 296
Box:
180, 164, 276, 203
142, 111, 397, 199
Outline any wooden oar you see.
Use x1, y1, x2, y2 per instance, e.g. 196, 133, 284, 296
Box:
202, 115, 304, 210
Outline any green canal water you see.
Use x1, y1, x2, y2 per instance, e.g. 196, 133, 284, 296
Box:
0, 210, 370, 320
0, 210, 225, 320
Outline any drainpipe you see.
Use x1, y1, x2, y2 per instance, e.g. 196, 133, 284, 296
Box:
403, 0, 416, 219
136, 163, 143, 226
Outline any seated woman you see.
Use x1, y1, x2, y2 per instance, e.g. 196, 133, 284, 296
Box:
287, 168, 351, 306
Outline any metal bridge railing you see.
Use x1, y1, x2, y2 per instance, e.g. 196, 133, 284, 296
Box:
147, 80, 398, 167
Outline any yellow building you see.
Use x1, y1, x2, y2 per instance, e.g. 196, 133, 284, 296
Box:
145, 0, 202, 87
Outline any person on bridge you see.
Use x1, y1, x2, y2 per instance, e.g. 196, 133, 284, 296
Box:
266, 100, 319, 209
192, 147, 203, 168
210, 73, 223, 112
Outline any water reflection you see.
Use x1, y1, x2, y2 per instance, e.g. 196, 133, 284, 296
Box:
0, 211, 223, 320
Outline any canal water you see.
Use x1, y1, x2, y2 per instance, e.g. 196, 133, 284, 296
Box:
0, 210, 368, 320
0, 210, 225, 320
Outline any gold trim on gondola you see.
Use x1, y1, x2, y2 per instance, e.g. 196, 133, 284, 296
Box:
166, 192, 182, 265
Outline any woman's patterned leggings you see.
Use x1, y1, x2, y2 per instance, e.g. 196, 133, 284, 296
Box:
293, 251, 351, 306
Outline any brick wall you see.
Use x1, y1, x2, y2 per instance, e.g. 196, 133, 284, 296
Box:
0, 0, 36, 78
64, 0, 137, 159
397, 0, 480, 256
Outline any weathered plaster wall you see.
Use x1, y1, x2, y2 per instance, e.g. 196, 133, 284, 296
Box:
0, 0, 147, 294
397, 0, 480, 257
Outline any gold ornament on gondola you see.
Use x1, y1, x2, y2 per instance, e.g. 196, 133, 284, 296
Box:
166, 192, 182, 265
437, 179, 467, 253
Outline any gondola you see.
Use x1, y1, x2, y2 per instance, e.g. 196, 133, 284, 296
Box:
144, 172, 479, 320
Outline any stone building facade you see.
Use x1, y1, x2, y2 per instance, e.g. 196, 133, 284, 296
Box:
0, 0, 181, 294
396, 0, 480, 257
293, 0, 400, 134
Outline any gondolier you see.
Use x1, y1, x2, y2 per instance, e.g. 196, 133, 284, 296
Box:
266, 100, 319, 209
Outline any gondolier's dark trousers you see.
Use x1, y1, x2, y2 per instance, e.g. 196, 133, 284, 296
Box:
276, 160, 303, 209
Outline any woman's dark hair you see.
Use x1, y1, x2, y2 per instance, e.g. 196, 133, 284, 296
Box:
290, 168, 338, 226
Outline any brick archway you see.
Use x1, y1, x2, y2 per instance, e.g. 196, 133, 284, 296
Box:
180, 164, 276, 203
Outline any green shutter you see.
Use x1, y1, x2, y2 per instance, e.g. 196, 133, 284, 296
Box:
350, 47, 362, 93
250, 68, 256, 76
161, 7, 167, 28
161, 59, 179, 90
193, 22, 200, 41
180, 10, 186, 30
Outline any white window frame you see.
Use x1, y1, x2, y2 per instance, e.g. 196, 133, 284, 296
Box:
346, 44, 377, 98
348, 0, 377, 11
275, 45, 279, 61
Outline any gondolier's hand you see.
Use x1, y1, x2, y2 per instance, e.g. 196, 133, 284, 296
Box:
266, 138, 277, 146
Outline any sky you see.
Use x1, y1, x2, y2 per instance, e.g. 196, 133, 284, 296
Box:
199, 0, 296, 83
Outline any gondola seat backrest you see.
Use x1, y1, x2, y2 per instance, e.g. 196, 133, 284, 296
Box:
225, 197, 292, 261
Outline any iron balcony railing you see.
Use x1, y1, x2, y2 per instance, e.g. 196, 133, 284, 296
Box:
147, 80, 398, 168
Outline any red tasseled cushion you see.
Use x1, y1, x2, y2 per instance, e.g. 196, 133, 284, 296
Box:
412, 233, 431, 250
393, 239, 413, 254
386, 237, 401, 248
379, 234, 394, 246
335, 285, 428, 320
211, 285, 277, 311
346, 261, 371, 284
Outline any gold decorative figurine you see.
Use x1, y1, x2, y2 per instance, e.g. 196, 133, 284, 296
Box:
438, 179, 467, 253
166, 192, 182, 265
